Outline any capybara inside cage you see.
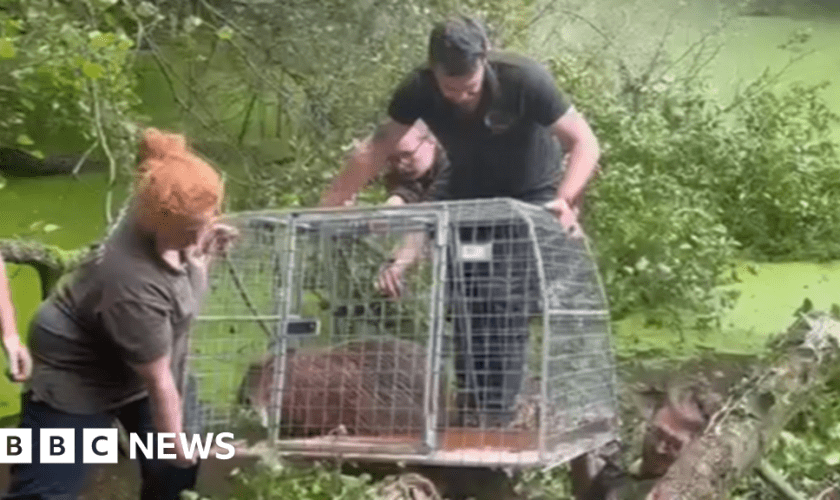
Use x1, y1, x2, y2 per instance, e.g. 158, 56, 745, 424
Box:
237, 337, 428, 437
186, 198, 619, 468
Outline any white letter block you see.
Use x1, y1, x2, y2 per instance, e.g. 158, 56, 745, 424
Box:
83, 428, 118, 464
0, 429, 32, 463
40, 429, 75, 464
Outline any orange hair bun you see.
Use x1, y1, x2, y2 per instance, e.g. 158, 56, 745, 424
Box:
135, 128, 223, 228
137, 127, 188, 167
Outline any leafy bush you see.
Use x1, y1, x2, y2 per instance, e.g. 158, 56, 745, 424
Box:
549, 47, 840, 319
0, 0, 140, 171
182, 460, 377, 500
710, 79, 840, 261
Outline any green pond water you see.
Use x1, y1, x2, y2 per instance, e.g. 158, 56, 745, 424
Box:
0, 174, 119, 417
533, 0, 840, 136
1, 2, 840, 419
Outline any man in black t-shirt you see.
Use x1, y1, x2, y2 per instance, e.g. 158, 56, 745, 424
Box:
321, 16, 599, 224
321, 16, 601, 427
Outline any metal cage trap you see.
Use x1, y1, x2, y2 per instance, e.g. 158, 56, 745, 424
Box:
185, 198, 619, 469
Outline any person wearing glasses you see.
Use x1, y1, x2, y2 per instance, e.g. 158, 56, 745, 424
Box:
380, 121, 448, 207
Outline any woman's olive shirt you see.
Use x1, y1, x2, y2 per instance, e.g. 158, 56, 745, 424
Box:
26, 216, 207, 414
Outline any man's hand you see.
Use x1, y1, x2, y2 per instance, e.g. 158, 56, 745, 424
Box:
377, 260, 409, 298
376, 231, 426, 298
544, 198, 583, 238
2, 336, 32, 382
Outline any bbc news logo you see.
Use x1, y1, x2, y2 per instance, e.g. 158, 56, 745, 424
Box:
0, 429, 236, 464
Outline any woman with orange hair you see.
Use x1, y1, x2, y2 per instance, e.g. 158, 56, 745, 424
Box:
3, 128, 236, 500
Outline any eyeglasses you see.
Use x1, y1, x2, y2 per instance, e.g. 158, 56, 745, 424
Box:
387, 135, 433, 166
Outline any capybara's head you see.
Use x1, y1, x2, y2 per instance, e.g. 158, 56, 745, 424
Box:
237, 356, 274, 428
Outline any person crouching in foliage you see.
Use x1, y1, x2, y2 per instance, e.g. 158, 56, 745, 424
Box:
3, 128, 237, 500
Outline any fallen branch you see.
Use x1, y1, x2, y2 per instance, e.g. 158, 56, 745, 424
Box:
0, 239, 93, 298
646, 312, 840, 499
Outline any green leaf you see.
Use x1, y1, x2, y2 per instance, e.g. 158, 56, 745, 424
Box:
185, 15, 203, 34
216, 26, 234, 40
15, 134, 34, 146
4, 20, 22, 36
823, 450, 840, 466
0, 38, 16, 59
82, 61, 105, 79
90, 32, 115, 49
135, 1, 158, 18
42, 224, 60, 233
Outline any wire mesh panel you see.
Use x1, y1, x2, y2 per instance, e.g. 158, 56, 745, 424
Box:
185, 213, 288, 438
187, 198, 618, 469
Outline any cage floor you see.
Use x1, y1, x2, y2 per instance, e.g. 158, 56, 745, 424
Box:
274, 428, 535, 454
439, 428, 537, 450
271, 427, 616, 468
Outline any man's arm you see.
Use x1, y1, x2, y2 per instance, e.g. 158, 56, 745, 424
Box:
551, 106, 600, 209
523, 60, 598, 203
132, 355, 193, 466
0, 260, 17, 339
320, 119, 414, 207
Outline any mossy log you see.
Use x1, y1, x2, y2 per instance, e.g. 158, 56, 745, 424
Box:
0, 238, 95, 298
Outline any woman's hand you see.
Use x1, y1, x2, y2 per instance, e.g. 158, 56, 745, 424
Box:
200, 223, 240, 257
192, 223, 240, 268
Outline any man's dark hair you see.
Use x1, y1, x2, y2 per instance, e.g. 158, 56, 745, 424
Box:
428, 16, 488, 76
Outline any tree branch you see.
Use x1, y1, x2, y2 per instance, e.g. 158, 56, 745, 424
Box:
88, 79, 117, 225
